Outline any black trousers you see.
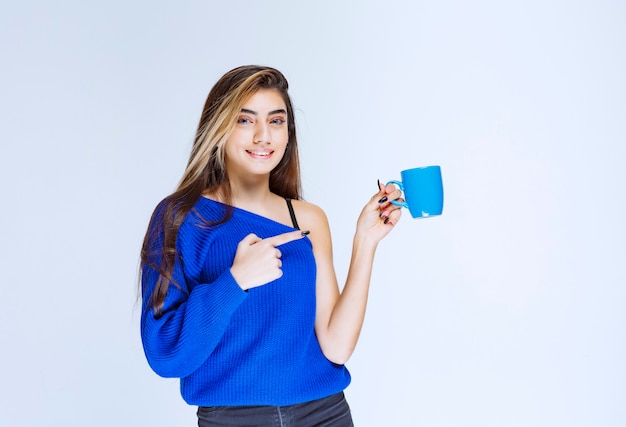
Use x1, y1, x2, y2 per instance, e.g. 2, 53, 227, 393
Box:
197, 392, 354, 427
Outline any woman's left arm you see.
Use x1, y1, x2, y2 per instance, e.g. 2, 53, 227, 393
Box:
303, 183, 402, 365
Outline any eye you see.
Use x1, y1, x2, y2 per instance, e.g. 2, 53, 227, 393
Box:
270, 117, 286, 125
237, 116, 252, 124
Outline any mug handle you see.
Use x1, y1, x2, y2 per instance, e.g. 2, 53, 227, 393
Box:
385, 180, 409, 208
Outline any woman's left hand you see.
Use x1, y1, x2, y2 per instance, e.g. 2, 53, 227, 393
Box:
354, 181, 403, 244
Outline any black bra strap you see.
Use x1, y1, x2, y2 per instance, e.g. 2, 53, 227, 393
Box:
285, 198, 300, 230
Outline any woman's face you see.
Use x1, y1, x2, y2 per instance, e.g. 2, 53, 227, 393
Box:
224, 89, 289, 179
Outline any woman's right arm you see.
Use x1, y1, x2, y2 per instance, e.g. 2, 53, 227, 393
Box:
140, 258, 248, 379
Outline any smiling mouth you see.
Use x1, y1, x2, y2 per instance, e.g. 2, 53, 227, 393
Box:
246, 150, 274, 158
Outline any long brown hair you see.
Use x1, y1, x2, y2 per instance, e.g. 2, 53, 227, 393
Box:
140, 65, 302, 316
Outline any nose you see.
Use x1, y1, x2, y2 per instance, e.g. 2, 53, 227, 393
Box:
253, 122, 271, 144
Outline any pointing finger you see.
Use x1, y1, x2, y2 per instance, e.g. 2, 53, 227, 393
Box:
263, 229, 310, 247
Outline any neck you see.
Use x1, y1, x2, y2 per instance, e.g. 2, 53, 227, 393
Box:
228, 175, 274, 208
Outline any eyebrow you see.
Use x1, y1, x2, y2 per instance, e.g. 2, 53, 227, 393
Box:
240, 108, 287, 116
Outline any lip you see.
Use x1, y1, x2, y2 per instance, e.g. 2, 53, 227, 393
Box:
246, 149, 274, 159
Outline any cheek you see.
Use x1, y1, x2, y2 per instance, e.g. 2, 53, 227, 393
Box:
273, 138, 289, 161
273, 128, 289, 145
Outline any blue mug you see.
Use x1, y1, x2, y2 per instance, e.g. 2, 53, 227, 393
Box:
386, 166, 444, 219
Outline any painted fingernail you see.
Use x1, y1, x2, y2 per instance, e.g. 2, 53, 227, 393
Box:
378, 196, 388, 204
377, 179, 381, 189
384, 218, 390, 224
301, 230, 310, 236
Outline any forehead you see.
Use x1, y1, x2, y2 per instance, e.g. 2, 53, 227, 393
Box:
241, 89, 286, 111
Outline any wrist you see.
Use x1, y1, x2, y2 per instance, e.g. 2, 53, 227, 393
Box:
229, 267, 247, 291
352, 232, 378, 253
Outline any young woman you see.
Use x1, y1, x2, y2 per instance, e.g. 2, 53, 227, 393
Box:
140, 65, 402, 426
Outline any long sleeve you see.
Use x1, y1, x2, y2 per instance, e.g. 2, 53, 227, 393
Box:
139, 202, 248, 378
141, 263, 247, 378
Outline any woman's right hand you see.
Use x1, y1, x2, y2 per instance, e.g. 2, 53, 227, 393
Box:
230, 230, 307, 290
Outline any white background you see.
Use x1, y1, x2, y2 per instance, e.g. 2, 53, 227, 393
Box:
1, 1, 624, 426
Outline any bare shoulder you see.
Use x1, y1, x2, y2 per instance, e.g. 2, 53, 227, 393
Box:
290, 199, 331, 232
290, 199, 328, 221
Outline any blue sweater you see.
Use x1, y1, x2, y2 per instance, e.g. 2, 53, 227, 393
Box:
141, 197, 351, 406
